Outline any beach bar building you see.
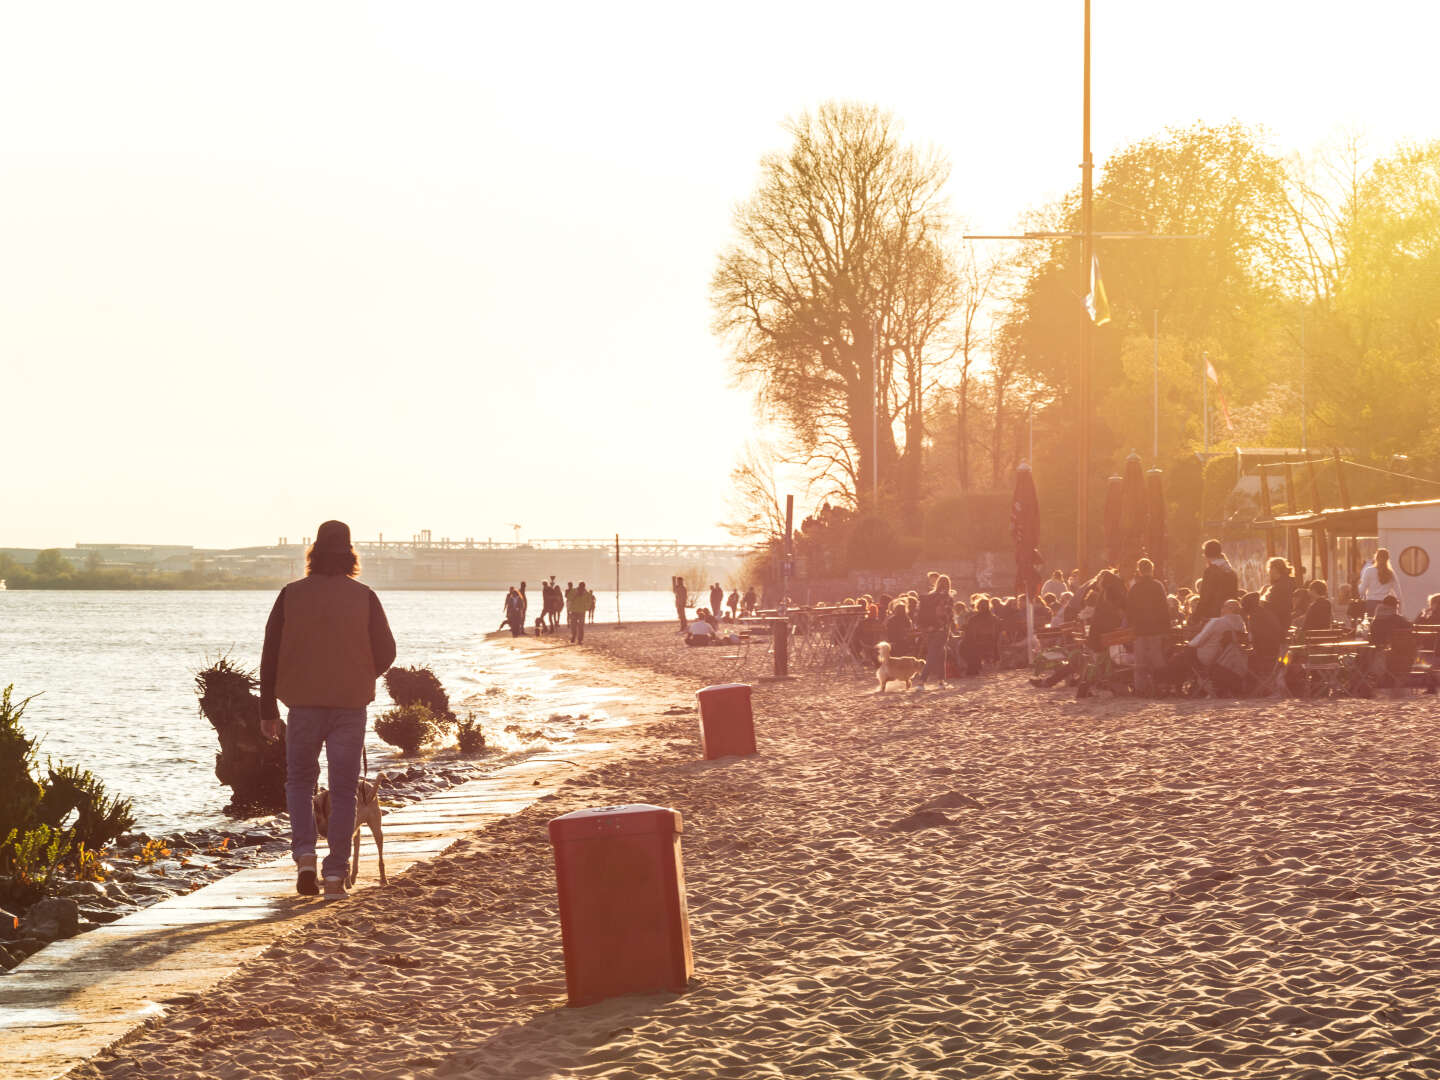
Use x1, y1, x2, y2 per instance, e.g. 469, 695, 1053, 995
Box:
1257, 496, 1440, 605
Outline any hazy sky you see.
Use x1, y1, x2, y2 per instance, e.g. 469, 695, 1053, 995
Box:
5, 1, 1439, 549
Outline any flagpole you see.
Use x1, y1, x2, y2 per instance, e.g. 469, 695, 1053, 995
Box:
1152, 309, 1159, 459
1202, 352, 1209, 454
1078, 0, 1094, 574
1300, 312, 1307, 452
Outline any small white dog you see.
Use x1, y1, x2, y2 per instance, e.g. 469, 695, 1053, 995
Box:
875, 640, 925, 692
313, 778, 387, 888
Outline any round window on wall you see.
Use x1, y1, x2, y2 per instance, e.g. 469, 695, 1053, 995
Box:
1398, 545, 1430, 577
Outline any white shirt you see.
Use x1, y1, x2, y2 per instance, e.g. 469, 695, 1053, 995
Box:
1041, 579, 1063, 599
1190, 613, 1246, 667
1358, 565, 1403, 609
688, 621, 716, 638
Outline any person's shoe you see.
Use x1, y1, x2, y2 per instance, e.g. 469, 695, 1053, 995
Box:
322, 877, 348, 902
295, 856, 318, 897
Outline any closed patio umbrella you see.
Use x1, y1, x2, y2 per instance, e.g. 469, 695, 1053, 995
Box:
1103, 473, 1124, 568
1119, 452, 1147, 577
1145, 468, 1168, 584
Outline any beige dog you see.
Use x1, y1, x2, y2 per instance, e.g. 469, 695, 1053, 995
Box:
875, 640, 925, 692
313, 778, 386, 888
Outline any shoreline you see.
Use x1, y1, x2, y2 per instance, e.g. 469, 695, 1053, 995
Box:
0, 634, 691, 1079
26, 622, 1440, 1079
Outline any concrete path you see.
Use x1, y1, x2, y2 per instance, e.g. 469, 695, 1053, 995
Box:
0, 742, 621, 1080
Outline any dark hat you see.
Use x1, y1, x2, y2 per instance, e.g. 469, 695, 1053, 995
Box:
313, 520, 352, 553
1381, 594, 1399, 606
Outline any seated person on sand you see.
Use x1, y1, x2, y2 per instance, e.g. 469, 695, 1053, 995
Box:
1368, 595, 1411, 647
1189, 598, 1249, 693
1240, 592, 1284, 683
1302, 579, 1333, 632
684, 615, 730, 647
1415, 592, 1440, 626
959, 598, 1000, 675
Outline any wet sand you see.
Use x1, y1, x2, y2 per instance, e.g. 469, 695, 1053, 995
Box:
60, 621, 1440, 1078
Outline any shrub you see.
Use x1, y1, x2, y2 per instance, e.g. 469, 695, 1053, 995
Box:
0, 685, 134, 907
375, 704, 442, 755
0, 685, 43, 830
0, 825, 73, 908
36, 764, 135, 852
195, 654, 286, 812
384, 666, 457, 726
456, 712, 487, 754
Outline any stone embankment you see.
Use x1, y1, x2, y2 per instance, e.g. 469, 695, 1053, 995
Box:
0, 758, 484, 970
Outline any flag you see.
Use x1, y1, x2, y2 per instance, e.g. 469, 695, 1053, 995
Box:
1085, 254, 1111, 326
1204, 356, 1234, 432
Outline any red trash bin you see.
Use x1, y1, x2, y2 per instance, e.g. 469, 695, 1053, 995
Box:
548, 804, 693, 1006
695, 683, 756, 760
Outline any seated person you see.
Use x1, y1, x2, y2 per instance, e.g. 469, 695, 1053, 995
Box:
1368, 594, 1411, 647
1303, 580, 1333, 632
684, 618, 718, 646
1290, 589, 1312, 630
1336, 583, 1363, 631
1241, 591, 1284, 674
1415, 593, 1440, 626
960, 598, 1000, 674
884, 599, 914, 652
1189, 598, 1249, 693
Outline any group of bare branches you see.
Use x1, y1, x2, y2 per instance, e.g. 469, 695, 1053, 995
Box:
711, 102, 1015, 540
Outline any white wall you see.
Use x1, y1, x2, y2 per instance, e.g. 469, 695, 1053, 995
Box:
1378, 505, 1440, 614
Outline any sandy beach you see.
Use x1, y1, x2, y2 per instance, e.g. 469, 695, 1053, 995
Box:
57, 620, 1440, 1079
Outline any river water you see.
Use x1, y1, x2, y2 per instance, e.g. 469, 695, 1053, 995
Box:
0, 588, 677, 834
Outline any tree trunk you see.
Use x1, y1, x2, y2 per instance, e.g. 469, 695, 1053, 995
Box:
956, 375, 970, 492
991, 383, 1007, 490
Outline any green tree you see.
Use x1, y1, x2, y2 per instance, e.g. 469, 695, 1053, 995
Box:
31, 549, 71, 581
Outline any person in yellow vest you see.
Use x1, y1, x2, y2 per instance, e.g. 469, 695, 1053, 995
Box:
260, 521, 395, 901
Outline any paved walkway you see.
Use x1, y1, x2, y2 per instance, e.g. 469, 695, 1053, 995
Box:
0, 739, 625, 1080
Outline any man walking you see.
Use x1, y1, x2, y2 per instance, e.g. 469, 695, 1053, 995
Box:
260, 520, 395, 901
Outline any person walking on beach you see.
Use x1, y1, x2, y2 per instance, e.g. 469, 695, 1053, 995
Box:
913, 574, 953, 688
710, 582, 724, 623
259, 520, 395, 901
727, 589, 739, 620
518, 581, 529, 631
742, 585, 757, 616
673, 576, 688, 630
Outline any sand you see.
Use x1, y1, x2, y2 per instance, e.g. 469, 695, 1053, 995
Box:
61, 621, 1440, 1079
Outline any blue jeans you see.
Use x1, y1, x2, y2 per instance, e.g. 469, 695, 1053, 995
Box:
917, 630, 949, 685
285, 706, 367, 881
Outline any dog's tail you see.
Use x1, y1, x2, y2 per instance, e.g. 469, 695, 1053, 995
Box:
876, 640, 892, 661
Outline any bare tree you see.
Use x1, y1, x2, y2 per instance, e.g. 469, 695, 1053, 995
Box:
721, 441, 790, 542
712, 102, 954, 517
952, 242, 1002, 490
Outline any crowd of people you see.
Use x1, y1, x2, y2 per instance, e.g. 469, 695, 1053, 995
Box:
671, 576, 757, 636
828, 541, 1437, 698
499, 577, 597, 644
1021, 541, 1436, 698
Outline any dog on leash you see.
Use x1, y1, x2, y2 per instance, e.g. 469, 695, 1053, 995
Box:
313, 778, 386, 888
875, 640, 925, 692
